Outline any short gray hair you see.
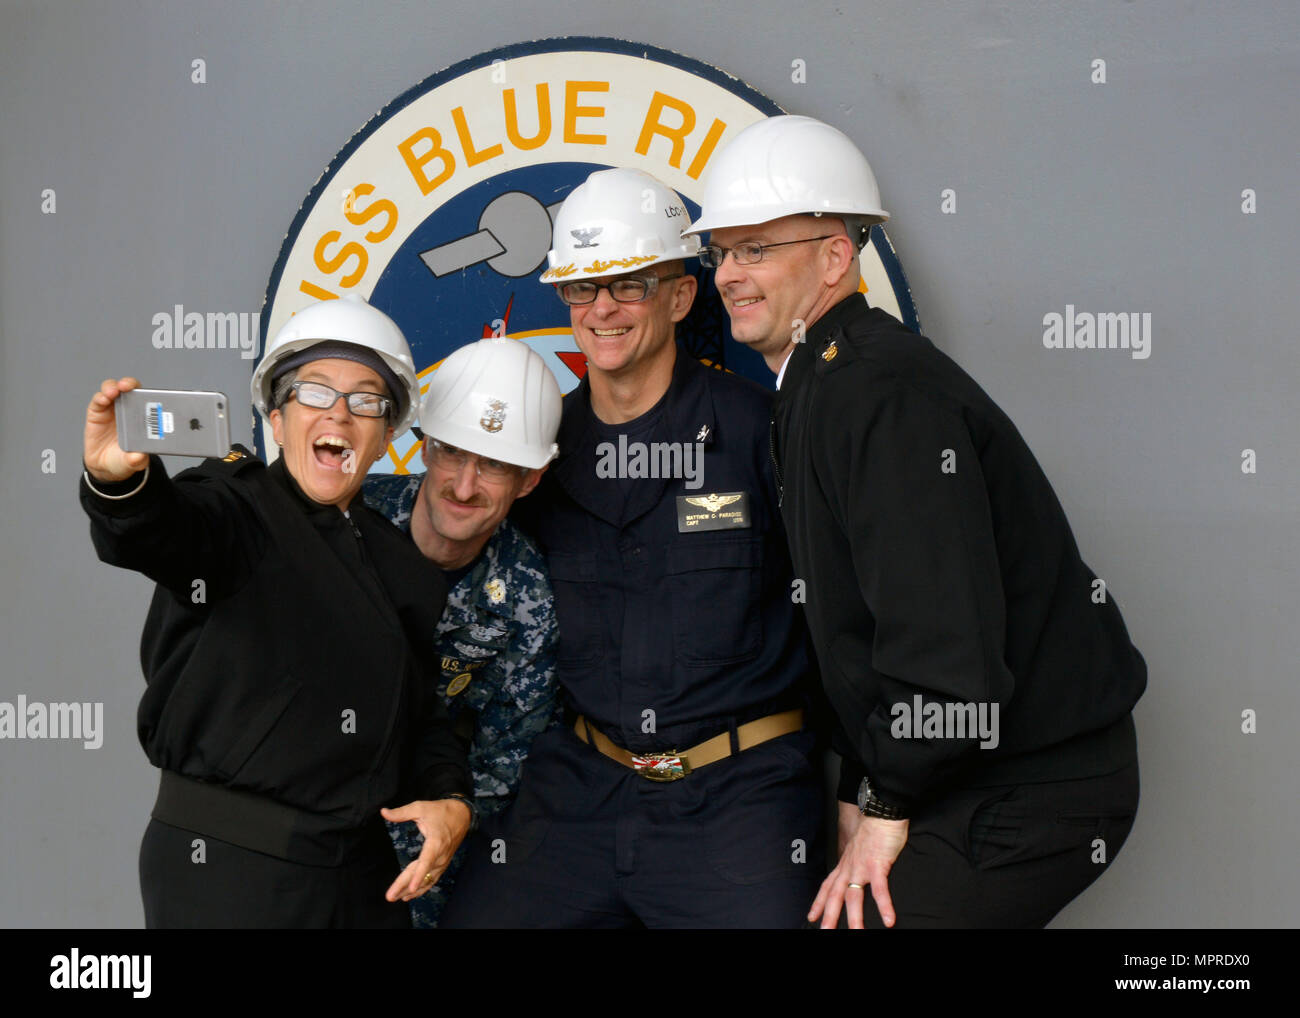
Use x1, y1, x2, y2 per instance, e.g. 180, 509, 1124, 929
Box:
271, 369, 299, 412
837, 215, 873, 251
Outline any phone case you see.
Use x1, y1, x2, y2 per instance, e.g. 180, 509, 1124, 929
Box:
116, 388, 232, 459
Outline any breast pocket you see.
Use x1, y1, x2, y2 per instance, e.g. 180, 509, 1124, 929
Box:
666, 536, 764, 666
545, 552, 603, 667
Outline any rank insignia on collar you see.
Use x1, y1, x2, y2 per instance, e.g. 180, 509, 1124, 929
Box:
822, 341, 839, 362
221, 448, 246, 462
484, 578, 506, 604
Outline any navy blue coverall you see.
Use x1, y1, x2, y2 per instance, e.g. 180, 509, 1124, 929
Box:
440, 348, 824, 928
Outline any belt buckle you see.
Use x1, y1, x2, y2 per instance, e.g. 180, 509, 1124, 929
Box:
630, 752, 692, 782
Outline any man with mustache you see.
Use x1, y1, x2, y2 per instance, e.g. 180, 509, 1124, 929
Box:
363, 336, 562, 927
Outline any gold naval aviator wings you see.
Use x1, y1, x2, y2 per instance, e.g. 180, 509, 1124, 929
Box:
685, 493, 743, 514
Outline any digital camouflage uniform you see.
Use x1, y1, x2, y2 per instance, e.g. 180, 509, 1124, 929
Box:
363, 473, 559, 927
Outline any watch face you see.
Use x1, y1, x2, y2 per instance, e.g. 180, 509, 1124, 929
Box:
857, 778, 871, 812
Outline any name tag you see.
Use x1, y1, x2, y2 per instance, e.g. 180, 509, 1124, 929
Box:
676, 492, 752, 532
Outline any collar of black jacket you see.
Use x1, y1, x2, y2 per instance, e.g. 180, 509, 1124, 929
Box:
778, 292, 870, 404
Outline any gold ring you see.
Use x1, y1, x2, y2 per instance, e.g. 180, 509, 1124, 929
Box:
421, 871, 435, 886
847, 882, 865, 890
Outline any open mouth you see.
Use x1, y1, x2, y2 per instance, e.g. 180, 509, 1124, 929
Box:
592, 327, 631, 337
312, 435, 352, 470
732, 296, 764, 309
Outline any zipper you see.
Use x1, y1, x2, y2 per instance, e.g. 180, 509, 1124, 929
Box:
342, 509, 398, 616
769, 417, 784, 508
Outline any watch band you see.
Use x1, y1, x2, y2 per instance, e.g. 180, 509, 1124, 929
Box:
859, 795, 907, 821
439, 793, 479, 833
857, 777, 907, 820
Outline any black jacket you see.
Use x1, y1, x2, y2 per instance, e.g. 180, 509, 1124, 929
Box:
772, 295, 1145, 812
81, 447, 470, 859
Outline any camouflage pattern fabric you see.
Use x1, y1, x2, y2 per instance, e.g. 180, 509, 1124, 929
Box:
364, 472, 559, 927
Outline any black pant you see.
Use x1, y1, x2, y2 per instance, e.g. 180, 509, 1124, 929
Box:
858, 760, 1139, 929
139, 818, 411, 929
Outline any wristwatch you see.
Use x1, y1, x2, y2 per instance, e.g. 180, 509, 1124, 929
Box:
439, 793, 480, 833
857, 777, 907, 820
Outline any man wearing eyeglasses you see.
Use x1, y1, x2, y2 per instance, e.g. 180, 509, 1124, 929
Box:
363, 335, 563, 927
438, 167, 823, 929
686, 115, 1145, 930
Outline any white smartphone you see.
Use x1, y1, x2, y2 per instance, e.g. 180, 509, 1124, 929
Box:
116, 388, 232, 459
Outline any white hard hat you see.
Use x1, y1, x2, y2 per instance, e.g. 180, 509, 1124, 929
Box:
418, 337, 561, 470
684, 115, 889, 245
251, 293, 421, 435
539, 168, 701, 284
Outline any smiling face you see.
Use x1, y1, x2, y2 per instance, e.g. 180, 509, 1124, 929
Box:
413, 439, 543, 569
709, 214, 857, 367
269, 357, 394, 510
564, 263, 697, 382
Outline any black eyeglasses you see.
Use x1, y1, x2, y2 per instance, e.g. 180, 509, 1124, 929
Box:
698, 235, 836, 269
289, 380, 391, 418
428, 439, 522, 482
556, 273, 684, 306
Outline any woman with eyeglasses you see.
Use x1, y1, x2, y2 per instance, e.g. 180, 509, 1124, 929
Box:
79, 294, 473, 928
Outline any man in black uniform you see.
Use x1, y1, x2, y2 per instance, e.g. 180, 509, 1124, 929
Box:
440, 168, 823, 928
687, 115, 1146, 929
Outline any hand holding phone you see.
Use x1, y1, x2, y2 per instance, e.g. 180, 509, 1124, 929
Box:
84, 377, 149, 484
84, 379, 232, 485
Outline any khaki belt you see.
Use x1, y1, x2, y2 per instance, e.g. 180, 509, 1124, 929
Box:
574, 709, 803, 782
